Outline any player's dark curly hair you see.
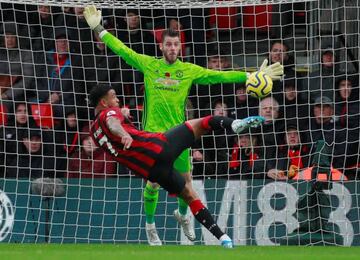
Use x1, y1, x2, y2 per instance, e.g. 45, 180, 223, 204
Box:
88, 84, 114, 107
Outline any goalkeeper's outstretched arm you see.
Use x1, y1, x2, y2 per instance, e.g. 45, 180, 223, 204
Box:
83, 5, 151, 72
193, 57, 283, 86
83, 5, 283, 85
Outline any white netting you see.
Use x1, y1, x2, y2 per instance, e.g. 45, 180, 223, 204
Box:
0, 0, 317, 8
0, 0, 359, 246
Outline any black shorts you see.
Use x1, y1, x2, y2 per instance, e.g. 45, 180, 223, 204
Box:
148, 124, 194, 194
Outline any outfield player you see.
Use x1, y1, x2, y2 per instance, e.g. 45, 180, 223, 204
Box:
83, 5, 283, 245
89, 84, 265, 248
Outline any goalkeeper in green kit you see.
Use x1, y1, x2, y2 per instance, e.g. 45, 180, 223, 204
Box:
84, 5, 283, 246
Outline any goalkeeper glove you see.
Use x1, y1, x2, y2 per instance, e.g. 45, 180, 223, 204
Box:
83, 5, 103, 33
258, 59, 284, 81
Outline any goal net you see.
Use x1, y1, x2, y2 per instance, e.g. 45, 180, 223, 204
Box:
0, 0, 359, 246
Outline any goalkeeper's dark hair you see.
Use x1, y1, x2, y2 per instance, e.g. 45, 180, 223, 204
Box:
88, 84, 114, 107
161, 28, 180, 43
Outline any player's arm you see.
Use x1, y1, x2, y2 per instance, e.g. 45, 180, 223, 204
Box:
106, 117, 133, 150
192, 66, 248, 85
83, 5, 151, 72
192, 59, 283, 85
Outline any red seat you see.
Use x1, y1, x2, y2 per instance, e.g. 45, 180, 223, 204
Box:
0, 104, 8, 126
242, 5, 273, 31
153, 28, 164, 45
293, 167, 348, 181
209, 5, 239, 30
30, 103, 54, 129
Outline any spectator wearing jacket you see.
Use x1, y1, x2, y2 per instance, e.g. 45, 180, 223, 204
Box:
67, 125, 116, 178
0, 23, 34, 102
229, 131, 264, 179
267, 123, 310, 180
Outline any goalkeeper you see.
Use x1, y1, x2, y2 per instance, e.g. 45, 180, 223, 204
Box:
83, 5, 283, 246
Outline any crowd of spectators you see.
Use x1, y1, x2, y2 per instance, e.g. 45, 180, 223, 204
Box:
0, 4, 359, 180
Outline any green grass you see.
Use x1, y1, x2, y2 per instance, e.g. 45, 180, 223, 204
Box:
2, 244, 360, 260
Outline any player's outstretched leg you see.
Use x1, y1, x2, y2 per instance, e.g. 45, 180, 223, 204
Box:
179, 183, 233, 248
186, 115, 265, 139
189, 199, 233, 248
231, 116, 265, 134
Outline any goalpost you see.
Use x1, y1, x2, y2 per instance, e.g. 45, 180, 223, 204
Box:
0, 0, 359, 246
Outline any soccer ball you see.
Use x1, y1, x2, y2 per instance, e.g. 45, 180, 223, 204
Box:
246, 71, 273, 99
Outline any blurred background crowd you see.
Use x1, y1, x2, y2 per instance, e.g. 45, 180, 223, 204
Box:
0, 3, 359, 180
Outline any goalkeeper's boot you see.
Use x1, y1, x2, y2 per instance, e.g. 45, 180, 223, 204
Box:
220, 234, 234, 248
231, 116, 265, 134
174, 209, 196, 241
145, 223, 162, 246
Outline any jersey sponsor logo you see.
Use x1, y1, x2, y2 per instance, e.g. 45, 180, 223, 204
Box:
176, 70, 183, 78
107, 110, 116, 117
155, 77, 180, 88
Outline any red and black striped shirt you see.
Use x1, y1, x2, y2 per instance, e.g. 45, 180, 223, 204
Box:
90, 107, 168, 178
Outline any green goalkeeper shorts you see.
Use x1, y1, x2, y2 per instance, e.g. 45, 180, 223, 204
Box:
173, 148, 191, 174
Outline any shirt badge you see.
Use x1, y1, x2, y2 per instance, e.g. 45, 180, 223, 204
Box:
176, 70, 183, 78
107, 110, 116, 116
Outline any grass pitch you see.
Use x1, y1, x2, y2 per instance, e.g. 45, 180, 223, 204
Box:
2, 244, 360, 260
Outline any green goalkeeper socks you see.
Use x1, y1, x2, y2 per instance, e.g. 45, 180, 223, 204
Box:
144, 183, 159, 224
177, 197, 188, 216
144, 184, 188, 224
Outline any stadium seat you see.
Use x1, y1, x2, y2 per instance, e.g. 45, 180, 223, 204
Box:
30, 103, 54, 129
209, 4, 239, 30
242, 5, 273, 31
0, 104, 8, 126
293, 166, 348, 181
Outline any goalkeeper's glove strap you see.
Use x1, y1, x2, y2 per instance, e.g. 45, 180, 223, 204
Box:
94, 24, 105, 35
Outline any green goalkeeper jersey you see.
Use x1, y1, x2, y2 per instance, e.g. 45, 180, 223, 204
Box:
101, 32, 248, 132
